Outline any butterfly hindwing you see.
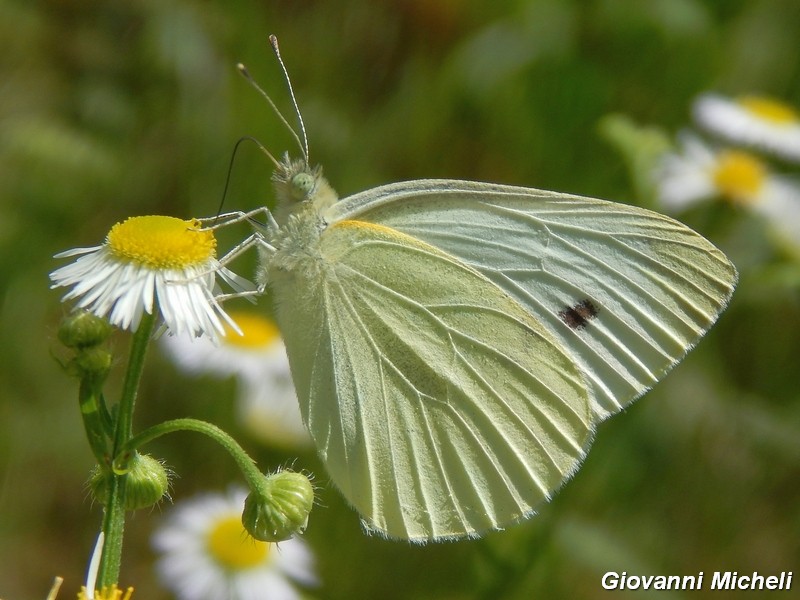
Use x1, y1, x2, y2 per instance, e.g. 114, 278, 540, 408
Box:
272, 217, 593, 541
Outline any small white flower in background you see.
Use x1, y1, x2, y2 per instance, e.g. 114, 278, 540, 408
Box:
693, 93, 800, 163
50, 216, 252, 342
161, 311, 310, 448
656, 134, 769, 208
152, 487, 318, 600
655, 134, 800, 253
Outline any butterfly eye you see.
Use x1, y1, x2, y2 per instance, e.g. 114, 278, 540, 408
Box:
290, 172, 316, 200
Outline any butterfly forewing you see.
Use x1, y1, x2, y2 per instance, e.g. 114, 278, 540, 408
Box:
325, 180, 737, 421
271, 217, 593, 541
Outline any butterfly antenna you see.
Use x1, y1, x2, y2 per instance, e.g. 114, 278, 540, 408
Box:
236, 62, 307, 164
247, 135, 281, 169
215, 136, 280, 218
269, 34, 310, 165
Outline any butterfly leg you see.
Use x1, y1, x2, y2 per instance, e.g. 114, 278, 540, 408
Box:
170, 214, 279, 302
162, 230, 270, 298
210, 229, 282, 302
195, 208, 279, 234
215, 230, 276, 271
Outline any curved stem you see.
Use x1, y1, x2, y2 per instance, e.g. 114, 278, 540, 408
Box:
120, 418, 266, 494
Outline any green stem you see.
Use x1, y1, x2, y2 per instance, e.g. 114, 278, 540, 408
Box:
95, 470, 126, 588
119, 418, 266, 493
96, 311, 156, 589
78, 378, 110, 465
112, 312, 156, 455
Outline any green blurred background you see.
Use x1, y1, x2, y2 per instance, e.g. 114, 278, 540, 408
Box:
1, 0, 799, 598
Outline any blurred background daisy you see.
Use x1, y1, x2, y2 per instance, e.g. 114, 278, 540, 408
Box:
654, 133, 800, 256
605, 91, 800, 261
152, 487, 317, 600
693, 93, 800, 163
161, 311, 310, 449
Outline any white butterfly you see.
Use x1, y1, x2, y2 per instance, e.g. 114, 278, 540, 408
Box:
226, 37, 737, 542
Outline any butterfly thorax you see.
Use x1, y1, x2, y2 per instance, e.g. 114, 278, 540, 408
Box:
267, 207, 326, 277
264, 157, 339, 287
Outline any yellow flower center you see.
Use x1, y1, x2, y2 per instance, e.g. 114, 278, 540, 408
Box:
711, 150, 766, 204
738, 96, 799, 125
223, 311, 282, 349
107, 216, 216, 269
78, 585, 134, 600
207, 515, 270, 570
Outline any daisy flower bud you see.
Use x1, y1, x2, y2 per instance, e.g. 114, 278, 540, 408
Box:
67, 346, 113, 381
90, 453, 170, 511
57, 310, 113, 349
242, 470, 314, 542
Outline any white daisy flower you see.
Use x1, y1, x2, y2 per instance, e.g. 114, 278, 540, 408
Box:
655, 134, 800, 253
50, 216, 253, 342
152, 487, 318, 600
693, 93, 800, 162
161, 311, 310, 448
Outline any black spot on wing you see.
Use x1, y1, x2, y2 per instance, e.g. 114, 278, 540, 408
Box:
558, 299, 599, 330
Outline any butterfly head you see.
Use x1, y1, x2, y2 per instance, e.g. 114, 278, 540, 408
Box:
272, 154, 338, 224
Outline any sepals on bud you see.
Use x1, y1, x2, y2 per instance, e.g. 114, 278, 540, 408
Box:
90, 453, 170, 511
58, 311, 113, 383
58, 310, 113, 349
242, 470, 314, 542
67, 346, 113, 381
